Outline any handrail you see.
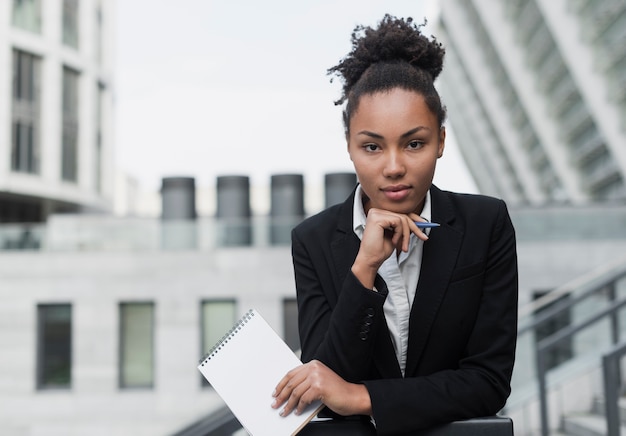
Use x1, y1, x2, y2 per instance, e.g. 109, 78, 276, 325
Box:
171, 404, 241, 436
603, 341, 626, 436
172, 406, 514, 436
517, 255, 626, 319
535, 296, 626, 436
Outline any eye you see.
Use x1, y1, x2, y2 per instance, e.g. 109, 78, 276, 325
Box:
363, 143, 380, 152
407, 140, 424, 150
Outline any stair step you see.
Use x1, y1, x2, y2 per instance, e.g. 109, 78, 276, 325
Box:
562, 413, 626, 436
592, 396, 626, 426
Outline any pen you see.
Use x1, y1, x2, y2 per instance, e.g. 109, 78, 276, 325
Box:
414, 222, 440, 228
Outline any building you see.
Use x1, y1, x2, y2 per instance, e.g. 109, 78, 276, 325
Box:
1, 170, 625, 435
0, 0, 115, 225
1, 1, 625, 433
436, 0, 626, 205
0, 172, 361, 436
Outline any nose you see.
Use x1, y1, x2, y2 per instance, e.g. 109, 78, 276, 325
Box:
382, 150, 406, 178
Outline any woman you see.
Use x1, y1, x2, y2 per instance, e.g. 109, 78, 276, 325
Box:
272, 15, 518, 435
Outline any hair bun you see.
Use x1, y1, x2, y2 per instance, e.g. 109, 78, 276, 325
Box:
328, 14, 445, 102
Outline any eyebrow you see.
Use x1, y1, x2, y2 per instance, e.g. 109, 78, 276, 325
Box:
356, 126, 431, 139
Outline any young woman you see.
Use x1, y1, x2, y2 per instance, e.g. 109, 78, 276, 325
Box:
272, 15, 518, 435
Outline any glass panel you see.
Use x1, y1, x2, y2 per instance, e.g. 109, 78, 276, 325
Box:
62, 0, 79, 48
95, 84, 104, 193
37, 304, 72, 389
119, 303, 154, 388
201, 300, 236, 386
11, 49, 40, 174
61, 67, 79, 182
95, 1, 103, 64
283, 299, 300, 352
12, 0, 41, 33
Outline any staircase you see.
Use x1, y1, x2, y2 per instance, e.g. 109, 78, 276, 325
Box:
561, 397, 626, 436
506, 257, 626, 436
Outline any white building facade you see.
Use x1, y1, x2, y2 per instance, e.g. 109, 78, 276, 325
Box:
0, 0, 115, 223
437, 0, 626, 205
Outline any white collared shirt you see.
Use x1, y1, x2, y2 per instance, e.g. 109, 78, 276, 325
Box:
352, 185, 432, 376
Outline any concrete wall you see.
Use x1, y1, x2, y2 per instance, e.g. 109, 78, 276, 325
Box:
0, 247, 295, 436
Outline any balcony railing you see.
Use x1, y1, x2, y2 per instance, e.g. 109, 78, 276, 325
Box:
0, 215, 306, 252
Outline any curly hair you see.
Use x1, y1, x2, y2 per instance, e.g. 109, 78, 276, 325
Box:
328, 14, 447, 133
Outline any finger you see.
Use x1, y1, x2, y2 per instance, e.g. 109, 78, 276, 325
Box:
295, 390, 320, 416
272, 366, 303, 408
401, 217, 411, 251
281, 381, 311, 417
409, 214, 430, 241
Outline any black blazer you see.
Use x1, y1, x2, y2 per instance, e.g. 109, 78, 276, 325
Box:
291, 185, 518, 435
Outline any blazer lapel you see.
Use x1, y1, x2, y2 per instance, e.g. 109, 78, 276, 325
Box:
405, 186, 463, 376
329, 191, 402, 379
329, 192, 361, 294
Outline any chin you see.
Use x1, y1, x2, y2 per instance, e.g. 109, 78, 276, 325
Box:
382, 203, 418, 215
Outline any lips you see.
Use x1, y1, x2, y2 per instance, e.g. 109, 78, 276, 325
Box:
382, 185, 411, 201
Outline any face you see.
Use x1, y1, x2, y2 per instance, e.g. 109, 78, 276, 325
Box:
347, 88, 445, 215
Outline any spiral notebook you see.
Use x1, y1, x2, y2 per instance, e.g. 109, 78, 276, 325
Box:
198, 309, 323, 436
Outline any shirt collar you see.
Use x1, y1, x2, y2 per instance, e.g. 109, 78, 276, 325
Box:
352, 185, 433, 238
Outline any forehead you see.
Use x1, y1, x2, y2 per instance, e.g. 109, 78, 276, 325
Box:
350, 89, 438, 131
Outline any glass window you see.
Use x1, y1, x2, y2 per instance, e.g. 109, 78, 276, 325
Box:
12, 0, 41, 33
95, 83, 105, 193
95, 1, 103, 64
119, 302, 154, 388
200, 300, 236, 386
11, 49, 40, 174
62, 0, 79, 48
61, 67, 79, 182
283, 298, 300, 352
37, 304, 72, 389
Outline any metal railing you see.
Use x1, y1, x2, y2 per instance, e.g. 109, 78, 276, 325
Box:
603, 341, 626, 436
512, 257, 626, 436
536, 297, 626, 436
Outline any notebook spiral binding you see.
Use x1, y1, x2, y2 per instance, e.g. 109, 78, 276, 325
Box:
199, 309, 255, 365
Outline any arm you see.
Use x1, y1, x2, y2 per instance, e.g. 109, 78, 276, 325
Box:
295, 208, 424, 380
365, 199, 518, 434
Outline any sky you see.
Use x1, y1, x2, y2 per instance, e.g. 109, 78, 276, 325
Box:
114, 0, 477, 213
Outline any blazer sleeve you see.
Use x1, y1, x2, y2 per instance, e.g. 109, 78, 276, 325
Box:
364, 199, 518, 434
292, 225, 390, 383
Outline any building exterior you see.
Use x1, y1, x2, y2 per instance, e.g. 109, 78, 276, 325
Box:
0, 172, 360, 436
1, 0, 625, 433
0, 0, 115, 224
1, 170, 625, 435
436, 0, 626, 205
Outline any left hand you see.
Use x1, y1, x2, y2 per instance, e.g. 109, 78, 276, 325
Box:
272, 359, 372, 417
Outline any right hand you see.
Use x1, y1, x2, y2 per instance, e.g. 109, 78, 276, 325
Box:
352, 208, 427, 288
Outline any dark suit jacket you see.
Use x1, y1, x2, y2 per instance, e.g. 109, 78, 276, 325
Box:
291, 185, 518, 435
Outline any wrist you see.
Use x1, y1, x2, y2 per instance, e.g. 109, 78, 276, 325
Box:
350, 383, 372, 416
351, 261, 378, 290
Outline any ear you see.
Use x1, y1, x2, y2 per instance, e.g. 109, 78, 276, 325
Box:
437, 127, 446, 158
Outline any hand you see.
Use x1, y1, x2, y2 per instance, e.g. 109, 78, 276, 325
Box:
272, 360, 372, 417
352, 209, 428, 288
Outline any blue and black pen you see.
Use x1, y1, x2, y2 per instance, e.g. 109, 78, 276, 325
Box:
414, 222, 440, 229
